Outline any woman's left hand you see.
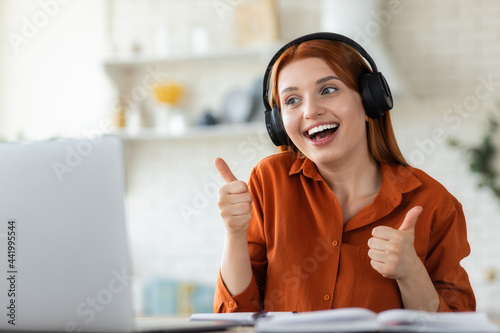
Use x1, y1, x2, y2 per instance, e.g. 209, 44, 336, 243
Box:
367, 206, 424, 281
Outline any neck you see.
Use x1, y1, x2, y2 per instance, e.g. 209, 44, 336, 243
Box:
316, 154, 382, 209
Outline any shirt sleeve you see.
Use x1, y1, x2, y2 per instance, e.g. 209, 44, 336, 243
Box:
213, 270, 261, 313
213, 167, 268, 313
424, 196, 476, 312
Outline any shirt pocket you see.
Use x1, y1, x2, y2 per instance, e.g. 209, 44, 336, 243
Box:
348, 245, 404, 312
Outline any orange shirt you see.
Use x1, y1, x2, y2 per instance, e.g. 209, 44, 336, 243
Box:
214, 152, 476, 313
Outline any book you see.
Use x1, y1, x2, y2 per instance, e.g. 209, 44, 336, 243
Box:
189, 311, 293, 326
252, 308, 500, 332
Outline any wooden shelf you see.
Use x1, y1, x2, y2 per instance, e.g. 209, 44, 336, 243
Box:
116, 122, 267, 141
104, 42, 283, 68
104, 43, 279, 145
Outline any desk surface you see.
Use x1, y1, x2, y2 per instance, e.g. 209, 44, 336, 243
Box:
137, 317, 500, 333
0, 317, 496, 332
136, 317, 251, 332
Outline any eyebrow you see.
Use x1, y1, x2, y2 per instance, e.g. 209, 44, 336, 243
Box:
316, 75, 340, 85
280, 75, 341, 96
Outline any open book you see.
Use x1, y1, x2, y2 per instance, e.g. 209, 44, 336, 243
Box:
252, 308, 500, 333
189, 311, 293, 326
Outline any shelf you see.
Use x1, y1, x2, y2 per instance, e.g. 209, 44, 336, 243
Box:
116, 122, 268, 141
104, 43, 279, 144
104, 42, 283, 68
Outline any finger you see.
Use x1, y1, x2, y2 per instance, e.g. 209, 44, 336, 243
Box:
371, 226, 398, 240
367, 248, 386, 263
370, 260, 389, 278
367, 237, 388, 251
398, 206, 423, 232
220, 202, 252, 217
218, 191, 252, 208
218, 181, 250, 196
221, 191, 253, 205
215, 157, 237, 183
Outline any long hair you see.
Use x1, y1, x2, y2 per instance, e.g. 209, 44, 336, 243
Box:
269, 39, 407, 166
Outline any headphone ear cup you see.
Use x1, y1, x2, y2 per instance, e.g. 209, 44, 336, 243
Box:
265, 104, 288, 146
358, 72, 393, 119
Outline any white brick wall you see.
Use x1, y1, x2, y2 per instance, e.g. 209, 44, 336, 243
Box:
384, 0, 500, 316
392, 96, 500, 317
385, 0, 500, 98
124, 132, 276, 286
123, 128, 276, 315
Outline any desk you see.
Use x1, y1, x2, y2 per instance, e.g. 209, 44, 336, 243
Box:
136, 317, 500, 333
137, 317, 500, 333
225, 327, 253, 333
136, 317, 253, 332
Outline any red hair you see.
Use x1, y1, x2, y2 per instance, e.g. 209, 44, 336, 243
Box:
270, 39, 407, 166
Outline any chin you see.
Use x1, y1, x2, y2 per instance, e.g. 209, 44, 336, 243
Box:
303, 149, 343, 166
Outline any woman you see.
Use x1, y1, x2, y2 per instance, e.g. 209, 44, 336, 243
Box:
213, 33, 475, 313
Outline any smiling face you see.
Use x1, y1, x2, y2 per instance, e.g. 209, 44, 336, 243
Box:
278, 57, 371, 169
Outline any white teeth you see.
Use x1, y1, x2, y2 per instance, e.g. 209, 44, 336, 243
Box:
307, 123, 338, 136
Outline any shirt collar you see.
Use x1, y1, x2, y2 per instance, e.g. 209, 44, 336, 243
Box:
288, 156, 422, 230
377, 163, 422, 208
289, 156, 422, 200
289, 157, 322, 180
344, 163, 422, 231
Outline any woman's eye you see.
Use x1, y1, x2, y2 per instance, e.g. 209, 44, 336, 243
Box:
285, 97, 299, 106
322, 87, 337, 95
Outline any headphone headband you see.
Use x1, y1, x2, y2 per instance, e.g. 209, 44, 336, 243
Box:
262, 32, 379, 112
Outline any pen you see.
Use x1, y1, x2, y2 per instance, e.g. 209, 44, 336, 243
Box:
252, 311, 268, 320
252, 311, 298, 321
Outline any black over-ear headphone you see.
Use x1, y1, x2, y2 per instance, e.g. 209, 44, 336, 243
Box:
263, 32, 393, 146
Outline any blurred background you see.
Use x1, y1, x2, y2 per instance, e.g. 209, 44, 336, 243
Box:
1, 0, 500, 318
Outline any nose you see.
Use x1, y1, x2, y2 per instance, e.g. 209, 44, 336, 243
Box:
302, 96, 325, 119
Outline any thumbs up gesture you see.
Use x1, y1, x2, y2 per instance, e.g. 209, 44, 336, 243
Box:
367, 206, 423, 280
215, 158, 253, 238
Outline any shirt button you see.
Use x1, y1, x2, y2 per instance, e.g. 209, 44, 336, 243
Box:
228, 301, 234, 308
331, 240, 339, 247
323, 294, 331, 301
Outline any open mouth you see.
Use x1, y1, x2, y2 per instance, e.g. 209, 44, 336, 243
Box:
304, 123, 339, 141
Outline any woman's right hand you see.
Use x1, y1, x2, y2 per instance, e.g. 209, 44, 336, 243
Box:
215, 157, 253, 238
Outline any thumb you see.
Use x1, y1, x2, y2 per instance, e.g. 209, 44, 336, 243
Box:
399, 206, 423, 232
215, 157, 238, 183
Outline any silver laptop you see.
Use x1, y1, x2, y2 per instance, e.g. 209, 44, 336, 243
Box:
0, 136, 236, 332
